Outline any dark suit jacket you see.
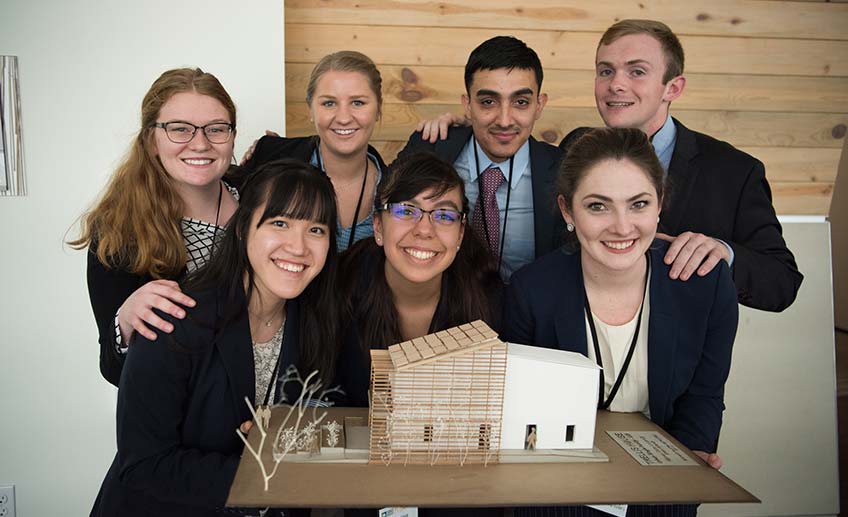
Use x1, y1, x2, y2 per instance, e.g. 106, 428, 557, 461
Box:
501, 241, 738, 453
560, 120, 802, 312
90, 286, 303, 517
400, 126, 565, 260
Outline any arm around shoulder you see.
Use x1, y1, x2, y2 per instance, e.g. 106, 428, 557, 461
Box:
397, 129, 436, 161
728, 159, 803, 312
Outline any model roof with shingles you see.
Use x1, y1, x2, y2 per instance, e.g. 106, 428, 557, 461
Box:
388, 320, 500, 370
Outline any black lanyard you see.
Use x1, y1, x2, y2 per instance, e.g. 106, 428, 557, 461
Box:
317, 144, 369, 250
472, 137, 514, 273
584, 251, 650, 410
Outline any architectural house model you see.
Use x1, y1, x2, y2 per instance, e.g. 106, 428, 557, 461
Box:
254, 321, 601, 474
368, 321, 601, 465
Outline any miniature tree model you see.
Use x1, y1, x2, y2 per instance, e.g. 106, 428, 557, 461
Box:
235, 366, 340, 490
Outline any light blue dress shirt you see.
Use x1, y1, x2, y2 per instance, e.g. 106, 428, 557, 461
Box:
652, 114, 734, 265
310, 150, 382, 252
652, 113, 677, 176
455, 138, 535, 279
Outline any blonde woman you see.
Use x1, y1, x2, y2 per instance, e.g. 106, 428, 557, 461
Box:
241, 51, 387, 251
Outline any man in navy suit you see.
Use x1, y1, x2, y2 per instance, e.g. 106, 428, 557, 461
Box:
560, 19, 802, 312
400, 36, 564, 279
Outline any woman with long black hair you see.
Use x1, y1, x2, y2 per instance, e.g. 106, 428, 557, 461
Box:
91, 159, 341, 517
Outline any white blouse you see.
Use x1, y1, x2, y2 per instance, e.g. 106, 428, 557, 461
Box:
584, 280, 651, 417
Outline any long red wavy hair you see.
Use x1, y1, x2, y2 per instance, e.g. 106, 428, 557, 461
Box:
68, 68, 236, 278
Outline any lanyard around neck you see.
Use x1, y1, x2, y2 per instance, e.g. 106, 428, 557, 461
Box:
584, 251, 650, 410
472, 137, 514, 273
317, 143, 369, 250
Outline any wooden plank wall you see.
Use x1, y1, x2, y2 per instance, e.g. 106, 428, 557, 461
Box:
284, 0, 848, 215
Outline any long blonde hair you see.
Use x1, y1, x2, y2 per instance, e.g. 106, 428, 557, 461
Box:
68, 68, 236, 278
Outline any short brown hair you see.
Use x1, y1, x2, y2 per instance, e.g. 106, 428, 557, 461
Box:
306, 51, 383, 116
599, 19, 684, 83
557, 127, 664, 212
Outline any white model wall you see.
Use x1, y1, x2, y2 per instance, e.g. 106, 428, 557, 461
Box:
0, 1, 284, 515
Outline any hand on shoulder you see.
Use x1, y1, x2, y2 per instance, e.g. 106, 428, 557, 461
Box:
415, 112, 469, 144
656, 232, 731, 281
239, 129, 281, 165
118, 279, 196, 343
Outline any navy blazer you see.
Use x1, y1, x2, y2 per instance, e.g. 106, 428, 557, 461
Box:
560, 120, 802, 312
91, 286, 303, 517
501, 241, 738, 453
399, 126, 565, 260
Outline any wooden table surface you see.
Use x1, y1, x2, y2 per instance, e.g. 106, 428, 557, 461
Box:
227, 409, 758, 508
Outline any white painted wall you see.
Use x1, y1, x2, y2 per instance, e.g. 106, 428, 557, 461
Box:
0, 1, 284, 515
701, 220, 839, 517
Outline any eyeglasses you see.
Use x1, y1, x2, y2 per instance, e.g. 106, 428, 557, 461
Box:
379, 203, 466, 227
154, 121, 234, 144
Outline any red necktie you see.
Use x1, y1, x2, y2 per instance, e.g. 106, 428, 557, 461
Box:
472, 166, 505, 256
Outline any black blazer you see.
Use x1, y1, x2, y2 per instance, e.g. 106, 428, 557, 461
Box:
87, 247, 154, 387
90, 286, 303, 517
560, 120, 802, 312
400, 126, 565, 260
240, 135, 388, 175
502, 241, 738, 453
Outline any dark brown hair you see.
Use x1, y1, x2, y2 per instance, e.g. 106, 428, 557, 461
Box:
557, 127, 665, 212
599, 19, 685, 83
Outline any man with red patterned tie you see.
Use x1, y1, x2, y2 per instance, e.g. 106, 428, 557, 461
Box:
399, 36, 564, 279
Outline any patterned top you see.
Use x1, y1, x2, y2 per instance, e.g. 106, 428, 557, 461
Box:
253, 321, 285, 405
181, 217, 225, 273
115, 183, 238, 349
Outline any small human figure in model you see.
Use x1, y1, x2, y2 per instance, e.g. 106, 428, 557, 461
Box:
525, 425, 537, 450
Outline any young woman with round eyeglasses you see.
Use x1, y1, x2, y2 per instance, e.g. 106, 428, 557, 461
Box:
334, 151, 502, 409
69, 68, 244, 386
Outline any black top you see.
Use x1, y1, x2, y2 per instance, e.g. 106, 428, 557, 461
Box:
239, 134, 388, 177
